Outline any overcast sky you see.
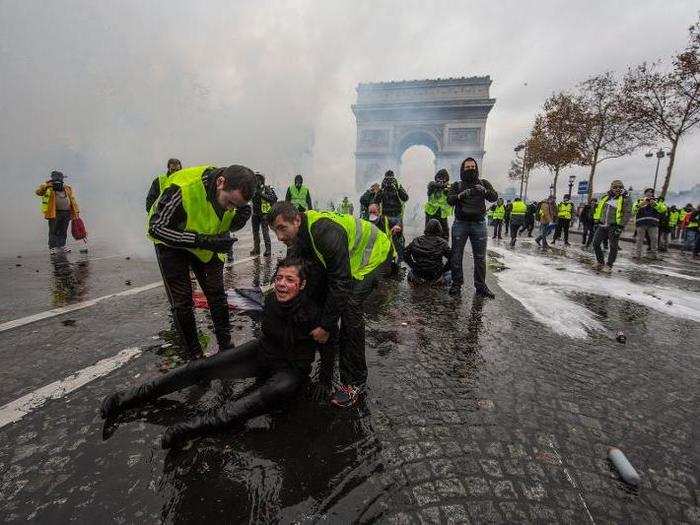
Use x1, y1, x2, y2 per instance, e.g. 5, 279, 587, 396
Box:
1, 1, 698, 251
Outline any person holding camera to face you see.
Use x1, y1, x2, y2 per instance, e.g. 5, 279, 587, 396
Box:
424, 169, 452, 241
35, 171, 81, 254
632, 188, 664, 260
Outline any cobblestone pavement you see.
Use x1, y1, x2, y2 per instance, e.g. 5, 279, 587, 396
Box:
0, 239, 698, 523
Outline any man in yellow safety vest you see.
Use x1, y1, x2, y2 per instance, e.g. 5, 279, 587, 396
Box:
147, 164, 256, 358
591, 180, 632, 272
146, 158, 181, 212
491, 199, 506, 239
508, 197, 528, 247
285, 174, 313, 212
269, 201, 391, 408
424, 169, 452, 241
552, 194, 574, 246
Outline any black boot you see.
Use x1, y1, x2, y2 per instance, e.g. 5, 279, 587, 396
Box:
161, 390, 267, 448
100, 381, 160, 419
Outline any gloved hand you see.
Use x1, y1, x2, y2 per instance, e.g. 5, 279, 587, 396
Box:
195, 232, 237, 253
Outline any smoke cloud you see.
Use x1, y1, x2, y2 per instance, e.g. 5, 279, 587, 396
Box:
1, 1, 698, 252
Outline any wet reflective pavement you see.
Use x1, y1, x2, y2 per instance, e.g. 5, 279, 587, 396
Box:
0, 234, 698, 523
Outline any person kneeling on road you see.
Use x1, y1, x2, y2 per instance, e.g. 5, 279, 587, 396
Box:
101, 257, 324, 449
405, 219, 452, 285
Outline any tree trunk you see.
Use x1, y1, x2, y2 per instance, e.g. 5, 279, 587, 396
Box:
552, 168, 560, 198
587, 150, 599, 203
660, 138, 678, 199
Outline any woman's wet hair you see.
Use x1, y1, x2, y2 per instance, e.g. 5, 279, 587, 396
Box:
275, 255, 307, 282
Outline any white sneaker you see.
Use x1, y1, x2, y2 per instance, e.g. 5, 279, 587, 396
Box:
62, 247, 71, 253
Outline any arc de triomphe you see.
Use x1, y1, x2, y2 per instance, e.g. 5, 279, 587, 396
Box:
351, 77, 496, 192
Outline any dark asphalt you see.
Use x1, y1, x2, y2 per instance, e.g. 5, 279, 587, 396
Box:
0, 232, 698, 523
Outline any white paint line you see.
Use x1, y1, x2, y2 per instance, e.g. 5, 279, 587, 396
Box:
0, 250, 281, 333
0, 347, 142, 429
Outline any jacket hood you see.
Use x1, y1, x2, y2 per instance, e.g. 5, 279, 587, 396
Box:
435, 169, 449, 182
424, 218, 443, 236
459, 157, 479, 183
294, 174, 303, 185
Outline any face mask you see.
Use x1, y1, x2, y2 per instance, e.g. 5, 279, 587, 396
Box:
53, 182, 64, 191
369, 213, 379, 222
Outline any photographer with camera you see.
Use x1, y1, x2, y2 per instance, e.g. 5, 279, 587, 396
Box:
424, 169, 452, 241
632, 188, 664, 260
374, 170, 409, 265
35, 171, 81, 254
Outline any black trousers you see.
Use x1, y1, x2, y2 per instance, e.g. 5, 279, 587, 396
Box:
113, 340, 305, 435
337, 258, 389, 386
492, 219, 503, 239
553, 218, 571, 243
251, 214, 271, 253
155, 244, 230, 357
425, 213, 449, 241
47, 210, 71, 248
510, 218, 524, 243
504, 217, 511, 234
581, 221, 594, 245
593, 225, 621, 266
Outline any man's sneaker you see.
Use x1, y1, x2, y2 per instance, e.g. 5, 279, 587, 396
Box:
448, 284, 461, 297
593, 262, 604, 271
330, 384, 364, 408
509, 239, 516, 248
564, 242, 571, 246
49, 248, 57, 255
475, 287, 495, 299
603, 264, 613, 273
249, 249, 260, 256
535, 238, 541, 247
62, 247, 71, 253
263, 249, 271, 257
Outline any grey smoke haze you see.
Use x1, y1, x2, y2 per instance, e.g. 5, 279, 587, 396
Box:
1, 0, 699, 253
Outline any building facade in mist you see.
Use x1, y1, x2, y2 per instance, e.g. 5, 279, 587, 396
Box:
352, 77, 496, 191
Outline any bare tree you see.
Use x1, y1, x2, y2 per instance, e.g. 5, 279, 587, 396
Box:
621, 15, 700, 198
527, 92, 581, 198
573, 72, 644, 202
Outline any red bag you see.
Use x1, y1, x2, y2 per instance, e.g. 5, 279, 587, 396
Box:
71, 217, 88, 240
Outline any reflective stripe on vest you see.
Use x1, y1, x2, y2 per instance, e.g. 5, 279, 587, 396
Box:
261, 199, 272, 214
557, 202, 573, 219
289, 185, 310, 210
669, 211, 679, 226
510, 201, 527, 215
424, 189, 453, 218
306, 210, 391, 280
147, 165, 235, 263
493, 205, 505, 220
593, 195, 623, 224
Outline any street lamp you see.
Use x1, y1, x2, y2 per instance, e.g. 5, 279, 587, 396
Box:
549, 183, 555, 196
567, 174, 576, 199
514, 143, 529, 200
645, 148, 671, 193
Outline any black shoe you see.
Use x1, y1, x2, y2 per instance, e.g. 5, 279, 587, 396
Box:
263, 249, 271, 257
161, 423, 194, 449
448, 284, 462, 297
535, 238, 542, 247
476, 288, 495, 299
249, 249, 260, 256
564, 242, 571, 246
509, 239, 516, 248
100, 393, 123, 419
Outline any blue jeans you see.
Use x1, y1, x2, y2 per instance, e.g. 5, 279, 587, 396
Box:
683, 229, 697, 253
450, 219, 488, 291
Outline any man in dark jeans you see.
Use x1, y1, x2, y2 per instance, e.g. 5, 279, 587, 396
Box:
591, 180, 631, 272
249, 172, 277, 256
580, 198, 597, 246
446, 157, 498, 298
148, 164, 255, 358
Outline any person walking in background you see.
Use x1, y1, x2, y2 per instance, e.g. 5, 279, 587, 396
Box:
249, 172, 277, 257
655, 196, 670, 252
668, 205, 680, 240
534, 195, 557, 251
521, 201, 537, 237
424, 169, 452, 241
491, 198, 505, 239
446, 157, 498, 298
508, 197, 527, 247
285, 174, 313, 212
359, 183, 380, 220
339, 196, 354, 215
580, 198, 597, 247
591, 180, 631, 272
503, 199, 512, 235
552, 194, 574, 246
35, 171, 81, 255
146, 158, 182, 212
680, 204, 698, 256
632, 188, 663, 260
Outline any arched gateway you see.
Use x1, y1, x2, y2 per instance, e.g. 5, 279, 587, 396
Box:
352, 77, 496, 192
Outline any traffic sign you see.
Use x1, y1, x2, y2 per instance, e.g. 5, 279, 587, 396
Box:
577, 180, 589, 194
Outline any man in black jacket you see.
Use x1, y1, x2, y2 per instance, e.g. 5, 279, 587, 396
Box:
446, 157, 498, 298
374, 170, 409, 265
359, 183, 380, 220
249, 172, 277, 256
148, 165, 255, 358
269, 202, 391, 408
405, 219, 451, 284
580, 198, 597, 246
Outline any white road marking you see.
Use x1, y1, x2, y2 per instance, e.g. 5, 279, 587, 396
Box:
0, 250, 281, 333
0, 347, 142, 429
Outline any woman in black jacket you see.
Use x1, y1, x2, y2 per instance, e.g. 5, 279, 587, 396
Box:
100, 256, 321, 448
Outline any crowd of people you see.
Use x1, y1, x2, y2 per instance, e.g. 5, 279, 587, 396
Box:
33, 157, 698, 449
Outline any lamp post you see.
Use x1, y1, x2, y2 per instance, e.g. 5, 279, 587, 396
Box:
514, 143, 529, 200
549, 183, 555, 197
567, 174, 576, 199
645, 148, 670, 193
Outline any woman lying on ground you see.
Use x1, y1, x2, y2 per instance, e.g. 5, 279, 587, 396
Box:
100, 256, 322, 449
